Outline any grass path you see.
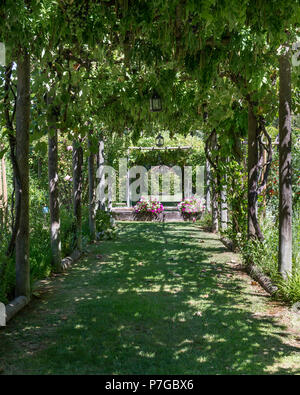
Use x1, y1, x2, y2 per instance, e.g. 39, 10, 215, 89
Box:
1, 222, 300, 374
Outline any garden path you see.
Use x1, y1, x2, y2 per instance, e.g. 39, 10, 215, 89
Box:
1, 222, 300, 374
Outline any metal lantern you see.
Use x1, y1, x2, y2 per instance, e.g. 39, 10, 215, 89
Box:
156, 133, 164, 147
150, 91, 162, 112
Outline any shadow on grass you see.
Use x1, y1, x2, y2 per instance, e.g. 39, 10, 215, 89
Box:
0, 222, 299, 374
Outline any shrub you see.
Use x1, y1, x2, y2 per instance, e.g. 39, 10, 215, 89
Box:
277, 269, 300, 304
82, 207, 117, 241
29, 205, 52, 282
0, 254, 15, 304
60, 207, 77, 256
235, 210, 300, 304
199, 210, 212, 230
95, 209, 117, 240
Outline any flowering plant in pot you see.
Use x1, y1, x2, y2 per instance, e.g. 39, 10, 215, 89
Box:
133, 196, 164, 220
177, 196, 205, 222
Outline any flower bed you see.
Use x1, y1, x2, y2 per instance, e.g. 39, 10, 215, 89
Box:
133, 197, 164, 221
177, 196, 205, 221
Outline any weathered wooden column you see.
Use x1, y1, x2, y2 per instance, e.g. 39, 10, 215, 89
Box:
220, 183, 228, 231
88, 132, 96, 240
211, 180, 219, 233
72, 140, 83, 251
48, 97, 61, 272
126, 149, 131, 207
15, 49, 30, 299
247, 103, 259, 239
0, 158, 3, 226
205, 159, 211, 213
98, 138, 106, 210
210, 131, 219, 233
278, 45, 292, 279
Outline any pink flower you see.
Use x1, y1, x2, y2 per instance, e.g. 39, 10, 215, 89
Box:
64, 175, 72, 181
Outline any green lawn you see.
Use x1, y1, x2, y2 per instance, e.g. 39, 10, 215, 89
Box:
1, 222, 300, 374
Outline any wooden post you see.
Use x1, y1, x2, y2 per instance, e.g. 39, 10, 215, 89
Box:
126, 150, 130, 207
88, 132, 96, 240
98, 139, 106, 210
220, 183, 228, 231
48, 120, 61, 271
248, 103, 260, 239
0, 160, 2, 207
205, 159, 211, 213
72, 141, 83, 251
2, 156, 8, 213
0, 159, 3, 226
278, 45, 292, 279
182, 163, 185, 200
211, 179, 219, 233
261, 148, 267, 218
47, 93, 62, 272
15, 49, 30, 299
210, 131, 219, 233
0, 153, 7, 225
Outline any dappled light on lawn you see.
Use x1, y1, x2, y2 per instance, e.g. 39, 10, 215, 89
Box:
0, 223, 299, 375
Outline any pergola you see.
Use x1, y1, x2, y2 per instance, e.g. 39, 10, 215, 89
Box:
126, 145, 192, 207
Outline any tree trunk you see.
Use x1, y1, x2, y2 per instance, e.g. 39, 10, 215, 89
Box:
48, 103, 61, 271
278, 46, 292, 279
73, 141, 83, 251
15, 49, 30, 299
88, 133, 96, 240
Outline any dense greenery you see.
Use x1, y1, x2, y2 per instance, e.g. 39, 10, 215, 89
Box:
0, 1, 299, 306
232, 126, 300, 303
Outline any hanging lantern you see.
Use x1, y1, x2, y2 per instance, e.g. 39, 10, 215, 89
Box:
156, 133, 164, 147
150, 91, 162, 112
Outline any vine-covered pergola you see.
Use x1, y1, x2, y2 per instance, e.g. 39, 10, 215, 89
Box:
0, 0, 299, 323
125, 144, 192, 206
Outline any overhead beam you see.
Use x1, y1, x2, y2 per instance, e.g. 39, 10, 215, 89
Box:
128, 146, 192, 151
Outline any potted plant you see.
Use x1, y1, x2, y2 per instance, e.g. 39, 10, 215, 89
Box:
177, 196, 205, 222
133, 196, 164, 221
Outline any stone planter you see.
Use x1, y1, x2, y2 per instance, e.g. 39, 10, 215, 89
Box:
180, 211, 203, 221
133, 211, 164, 222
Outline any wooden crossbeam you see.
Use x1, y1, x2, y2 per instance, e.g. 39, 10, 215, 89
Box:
128, 146, 192, 151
